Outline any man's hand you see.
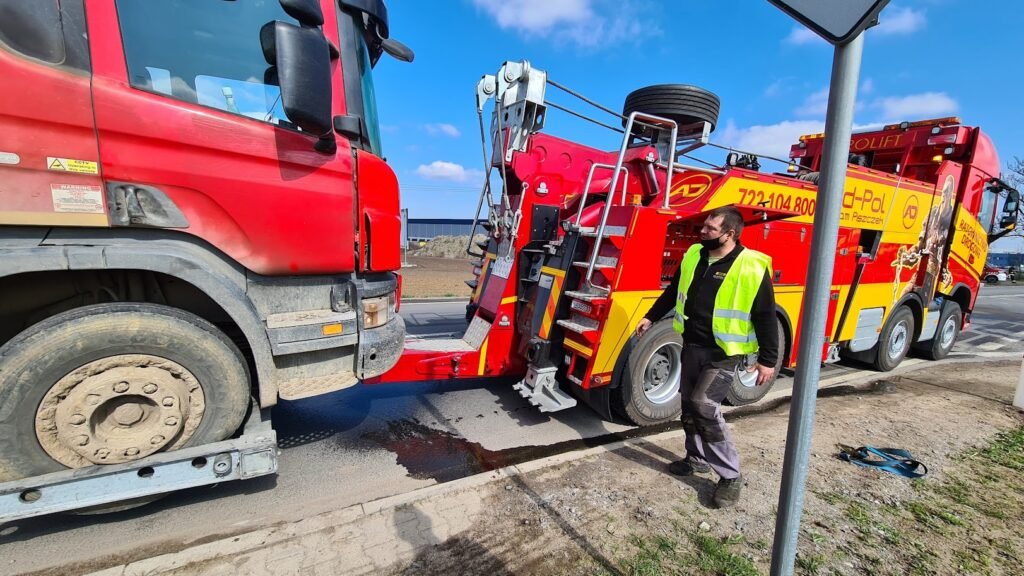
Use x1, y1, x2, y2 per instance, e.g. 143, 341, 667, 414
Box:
635, 318, 652, 338
747, 362, 775, 386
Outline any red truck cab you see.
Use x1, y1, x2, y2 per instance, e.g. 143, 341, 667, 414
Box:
0, 0, 408, 486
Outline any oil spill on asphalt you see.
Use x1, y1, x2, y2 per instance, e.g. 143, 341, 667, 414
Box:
362, 380, 894, 483
362, 418, 679, 483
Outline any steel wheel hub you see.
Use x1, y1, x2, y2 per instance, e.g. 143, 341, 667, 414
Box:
940, 316, 957, 347
888, 322, 909, 361
643, 342, 681, 405
36, 355, 206, 468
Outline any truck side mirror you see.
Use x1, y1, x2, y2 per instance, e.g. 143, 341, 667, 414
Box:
1004, 189, 1020, 215
279, 0, 324, 26
270, 21, 332, 137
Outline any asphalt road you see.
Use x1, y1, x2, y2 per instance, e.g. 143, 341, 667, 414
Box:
3, 288, 1023, 574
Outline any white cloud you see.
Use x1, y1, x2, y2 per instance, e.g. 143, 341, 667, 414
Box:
415, 161, 483, 182
785, 5, 924, 45
860, 78, 875, 95
424, 123, 461, 138
719, 119, 826, 160
873, 5, 926, 36
470, 0, 657, 48
785, 27, 822, 45
763, 79, 785, 98
874, 92, 957, 121
797, 87, 831, 117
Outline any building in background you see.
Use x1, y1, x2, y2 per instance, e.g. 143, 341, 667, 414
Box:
988, 252, 1024, 271
407, 218, 484, 242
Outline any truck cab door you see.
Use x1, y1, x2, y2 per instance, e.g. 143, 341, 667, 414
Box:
85, 0, 357, 275
0, 1, 106, 228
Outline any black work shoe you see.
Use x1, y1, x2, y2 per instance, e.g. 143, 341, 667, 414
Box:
713, 475, 743, 508
668, 459, 711, 476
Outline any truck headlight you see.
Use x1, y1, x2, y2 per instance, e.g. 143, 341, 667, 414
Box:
362, 292, 397, 328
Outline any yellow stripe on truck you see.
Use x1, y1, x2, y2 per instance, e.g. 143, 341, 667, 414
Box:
591, 290, 662, 375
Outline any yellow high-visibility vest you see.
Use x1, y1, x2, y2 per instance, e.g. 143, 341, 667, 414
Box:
673, 244, 772, 356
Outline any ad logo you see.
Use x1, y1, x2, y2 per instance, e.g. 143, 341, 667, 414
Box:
669, 173, 713, 206
901, 195, 920, 229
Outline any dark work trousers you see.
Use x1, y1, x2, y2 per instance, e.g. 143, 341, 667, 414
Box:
680, 344, 742, 480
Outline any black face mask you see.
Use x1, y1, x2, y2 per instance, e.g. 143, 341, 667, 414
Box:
700, 233, 729, 250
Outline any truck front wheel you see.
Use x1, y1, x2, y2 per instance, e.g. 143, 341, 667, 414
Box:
873, 306, 916, 371
0, 303, 250, 483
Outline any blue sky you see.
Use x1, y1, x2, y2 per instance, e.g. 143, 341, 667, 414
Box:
371, 0, 1024, 231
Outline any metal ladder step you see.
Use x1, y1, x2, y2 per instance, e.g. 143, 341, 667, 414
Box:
566, 374, 583, 386
556, 316, 599, 335
564, 289, 610, 302
465, 279, 478, 289
577, 226, 627, 237
572, 256, 618, 270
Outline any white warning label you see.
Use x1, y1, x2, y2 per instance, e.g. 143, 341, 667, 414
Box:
51, 184, 104, 214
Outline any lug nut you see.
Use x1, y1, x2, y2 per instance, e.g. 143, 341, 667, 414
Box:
143, 383, 158, 394
125, 447, 140, 457
165, 417, 179, 426
150, 435, 165, 445
95, 448, 111, 459
161, 397, 175, 407
86, 394, 102, 405
70, 414, 86, 425
113, 381, 130, 393
75, 435, 90, 446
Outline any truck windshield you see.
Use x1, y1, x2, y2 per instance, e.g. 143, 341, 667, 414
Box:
355, 32, 383, 156
337, 4, 386, 156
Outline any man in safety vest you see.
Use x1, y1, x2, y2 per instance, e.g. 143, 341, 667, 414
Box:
636, 206, 778, 508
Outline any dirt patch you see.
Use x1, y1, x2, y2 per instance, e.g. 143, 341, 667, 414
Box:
401, 256, 476, 298
385, 360, 1024, 575
401, 235, 488, 298
411, 235, 487, 259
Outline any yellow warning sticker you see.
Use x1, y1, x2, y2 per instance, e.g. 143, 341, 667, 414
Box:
47, 156, 99, 175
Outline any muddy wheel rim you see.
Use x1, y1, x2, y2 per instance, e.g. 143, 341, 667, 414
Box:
887, 321, 909, 361
35, 355, 206, 468
940, 315, 957, 348
643, 342, 682, 405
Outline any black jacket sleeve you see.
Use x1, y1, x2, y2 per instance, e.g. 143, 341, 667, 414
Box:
751, 269, 779, 366
643, 266, 681, 323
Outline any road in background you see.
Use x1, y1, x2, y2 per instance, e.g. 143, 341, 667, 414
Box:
3, 289, 1022, 574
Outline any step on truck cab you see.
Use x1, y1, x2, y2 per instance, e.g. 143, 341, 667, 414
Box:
371, 60, 1018, 427
0, 0, 410, 519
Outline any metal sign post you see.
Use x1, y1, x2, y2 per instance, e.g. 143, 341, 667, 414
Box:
1014, 354, 1024, 410
766, 2, 888, 575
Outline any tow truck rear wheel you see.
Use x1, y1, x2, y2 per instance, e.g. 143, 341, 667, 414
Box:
616, 319, 683, 426
622, 84, 721, 132
0, 303, 251, 495
873, 306, 916, 371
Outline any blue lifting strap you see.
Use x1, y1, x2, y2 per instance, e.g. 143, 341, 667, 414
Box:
836, 444, 928, 479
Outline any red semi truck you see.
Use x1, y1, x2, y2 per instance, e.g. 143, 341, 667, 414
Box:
0, 0, 409, 519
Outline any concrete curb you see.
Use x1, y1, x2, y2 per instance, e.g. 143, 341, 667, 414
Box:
401, 297, 469, 304
86, 352, 1022, 575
